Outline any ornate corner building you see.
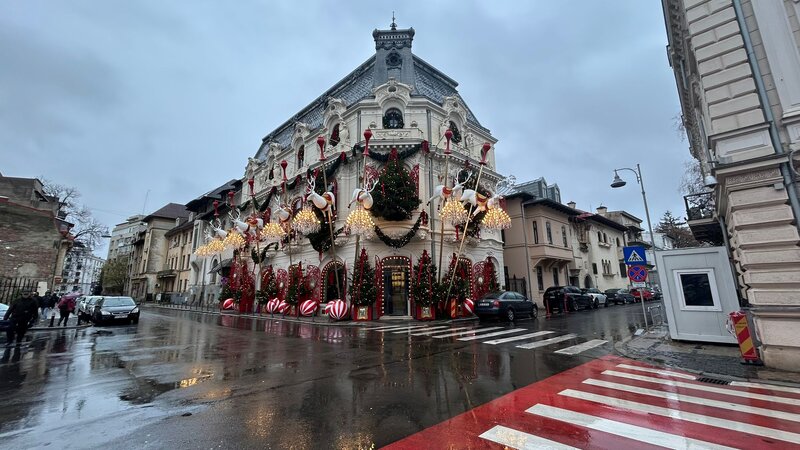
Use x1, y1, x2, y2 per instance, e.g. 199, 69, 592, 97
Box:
191, 23, 505, 318
663, 0, 800, 370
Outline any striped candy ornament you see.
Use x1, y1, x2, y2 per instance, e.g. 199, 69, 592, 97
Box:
299, 299, 320, 316
326, 299, 348, 320
462, 298, 475, 315
264, 298, 280, 314
276, 300, 290, 314
222, 298, 235, 310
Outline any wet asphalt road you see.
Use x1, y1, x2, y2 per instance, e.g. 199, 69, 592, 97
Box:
0, 302, 652, 449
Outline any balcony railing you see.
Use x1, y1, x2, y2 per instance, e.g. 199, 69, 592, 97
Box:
685, 192, 715, 221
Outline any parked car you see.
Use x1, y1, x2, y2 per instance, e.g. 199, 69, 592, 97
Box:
78, 296, 103, 321
629, 287, 655, 302
475, 291, 538, 322
543, 286, 594, 313
652, 286, 663, 300
605, 288, 635, 305
92, 296, 140, 325
581, 288, 608, 308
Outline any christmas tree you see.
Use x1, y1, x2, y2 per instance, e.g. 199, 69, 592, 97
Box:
441, 254, 470, 302
286, 263, 310, 305
257, 265, 279, 304
484, 262, 500, 293
349, 248, 377, 307
370, 148, 421, 221
411, 250, 437, 306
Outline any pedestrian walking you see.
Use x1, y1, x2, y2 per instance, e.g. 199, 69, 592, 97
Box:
56, 295, 76, 327
4, 291, 39, 346
45, 293, 58, 320
39, 291, 50, 322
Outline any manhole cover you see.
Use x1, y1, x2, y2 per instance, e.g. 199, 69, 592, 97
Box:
696, 376, 730, 385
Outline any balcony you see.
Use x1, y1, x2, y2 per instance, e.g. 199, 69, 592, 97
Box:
684, 192, 723, 245
157, 269, 177, 279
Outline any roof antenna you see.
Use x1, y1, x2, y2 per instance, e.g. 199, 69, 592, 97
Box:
391, 11, 397, 30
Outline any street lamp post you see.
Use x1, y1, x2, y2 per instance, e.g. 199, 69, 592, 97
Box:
611, 163, 659, 328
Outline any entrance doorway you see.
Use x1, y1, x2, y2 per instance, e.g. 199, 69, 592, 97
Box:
584, 275, 593, 288
322, 262, 346, 302
382, 259, 409, 316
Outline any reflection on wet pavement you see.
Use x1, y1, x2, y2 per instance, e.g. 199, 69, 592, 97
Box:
0, 303, 647, 449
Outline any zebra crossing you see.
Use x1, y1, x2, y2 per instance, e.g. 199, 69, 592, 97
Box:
364, 324, 609, 355
386, 356, 800, 449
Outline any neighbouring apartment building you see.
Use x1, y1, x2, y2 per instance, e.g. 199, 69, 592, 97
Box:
0, 173, 74, 292
128, 203, 190, 302
161, 217, 194, 301
663, 0, 800, 369
57, 243, 104, 294
106, 215, 146, 261
569, 206, 629, 293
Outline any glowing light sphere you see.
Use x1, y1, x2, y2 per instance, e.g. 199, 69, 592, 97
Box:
261, 222, 286, 242
345, 208, 375, 237
481, 207, 512, 231
206, 239, 225, 254
440, 198, 469, 226
292, 206, 321, 235
223, 230, 246, 249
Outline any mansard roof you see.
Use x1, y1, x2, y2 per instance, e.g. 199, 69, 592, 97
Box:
256, 27, 487, 159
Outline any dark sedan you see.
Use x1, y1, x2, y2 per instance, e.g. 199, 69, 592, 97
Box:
474, 291, 538, 322
92, 296, 140, 325
605, 288, 635, 305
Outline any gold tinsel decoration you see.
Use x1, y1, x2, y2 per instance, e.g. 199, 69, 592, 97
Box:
440, 197, 469, 226
345, 208, 375, 237
481, 207, 512, 230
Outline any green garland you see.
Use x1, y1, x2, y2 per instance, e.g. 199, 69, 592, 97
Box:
373, 214, 424, 248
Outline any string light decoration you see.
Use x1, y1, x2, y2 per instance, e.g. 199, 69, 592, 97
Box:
194, 243, 209, 256
345, 208, 375, 237
261, 222, 286, 242
440, 197, 468, 226
223, 230, 246, 249
481, 207, 512, 230
206, 239, 225, 254
292, 205, 321, 235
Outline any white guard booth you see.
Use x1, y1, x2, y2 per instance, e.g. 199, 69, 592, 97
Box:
656, 246, 738, 344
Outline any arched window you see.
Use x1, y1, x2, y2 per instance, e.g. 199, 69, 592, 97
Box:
449, 121, 462, 143
329, 124, 340, 147
383, 108, 404, 129
297, 145, 305, 168
561, 225, 568, 247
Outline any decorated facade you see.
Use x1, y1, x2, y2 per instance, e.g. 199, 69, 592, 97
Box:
193, 22, 511, 320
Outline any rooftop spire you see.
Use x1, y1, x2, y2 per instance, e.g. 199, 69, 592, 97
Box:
391, 11, 397, 30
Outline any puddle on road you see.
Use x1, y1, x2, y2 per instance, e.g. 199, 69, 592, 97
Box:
119, 374, 213, 404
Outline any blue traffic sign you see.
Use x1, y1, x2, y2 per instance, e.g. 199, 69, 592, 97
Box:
623, 246, 647, 265
628, 265, 648, 283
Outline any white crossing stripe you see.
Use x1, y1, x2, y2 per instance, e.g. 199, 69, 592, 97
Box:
730, 380, 800, 395
559, 388, 800, 445
458, 329, 528, 342
526, 404, 735, 450
516, 334, 577, 350
615, 363, 696, 380
431, 327, 503, 338
554, 339, 608, 355
366, 325, 430, 332
601, 370, 800, 406
479, 425, 579, 450
483, 331, 554, 345
393, 326, 449, 334
409, 326, 472, 336
584, 378, 800, 423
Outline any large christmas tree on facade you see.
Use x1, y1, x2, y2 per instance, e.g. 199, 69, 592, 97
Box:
411, 250, 437, 306
370, 148, 421, 221
349, 248, 377, 307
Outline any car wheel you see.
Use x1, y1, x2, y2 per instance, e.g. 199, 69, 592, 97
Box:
531, 305, 538, 319
568, 300, 576, 312
592, 299, 599, 309
506, 308, 515, 322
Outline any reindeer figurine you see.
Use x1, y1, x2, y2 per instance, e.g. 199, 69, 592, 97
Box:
307, 177, 336, 214
461, 175, 516, 216
348, 178, 378, 210
230, 210, 261, 238
427, 170, 472, 206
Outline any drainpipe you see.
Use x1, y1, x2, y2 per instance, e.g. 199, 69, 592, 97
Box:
718, 216, 746, 308
733, 0, 800, 234
520, 201, 533, 300
427, 109, 437, 264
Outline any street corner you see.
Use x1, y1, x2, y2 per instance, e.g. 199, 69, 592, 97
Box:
383, 355, 800, 449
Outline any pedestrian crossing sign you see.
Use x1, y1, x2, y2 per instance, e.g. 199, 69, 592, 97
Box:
623, 246, 647, 265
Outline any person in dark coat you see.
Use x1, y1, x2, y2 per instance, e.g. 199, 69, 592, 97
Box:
4, 291, 39, 346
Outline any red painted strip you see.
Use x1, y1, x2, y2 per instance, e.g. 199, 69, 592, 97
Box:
383, 355, 800, 449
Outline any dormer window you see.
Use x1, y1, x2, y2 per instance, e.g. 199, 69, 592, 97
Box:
449, 121, 462, 144
383, 108, 404, 129
297, 145, 305, 168
329, 124, 340, 147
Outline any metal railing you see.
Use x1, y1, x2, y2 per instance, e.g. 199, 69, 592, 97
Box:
684, 192, 715, 221
0, 278, 40, 304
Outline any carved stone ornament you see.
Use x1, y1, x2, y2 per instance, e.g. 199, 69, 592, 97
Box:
268, 141, 282, 155
442, 95, 467, 125
373, 77, 412, 109
293, 122, 310, 141
245, 157, 261, 179
323, 98, 346, 128
725, 168, 782, 186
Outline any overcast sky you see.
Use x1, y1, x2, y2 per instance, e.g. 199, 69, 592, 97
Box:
1, 1, 690, 257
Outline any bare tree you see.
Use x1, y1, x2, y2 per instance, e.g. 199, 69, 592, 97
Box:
679, 159, 707, 196
40, 177, 109, 250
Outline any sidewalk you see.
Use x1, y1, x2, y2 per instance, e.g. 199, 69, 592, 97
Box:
615, 324, 800, 386
146, 303, 479, 327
